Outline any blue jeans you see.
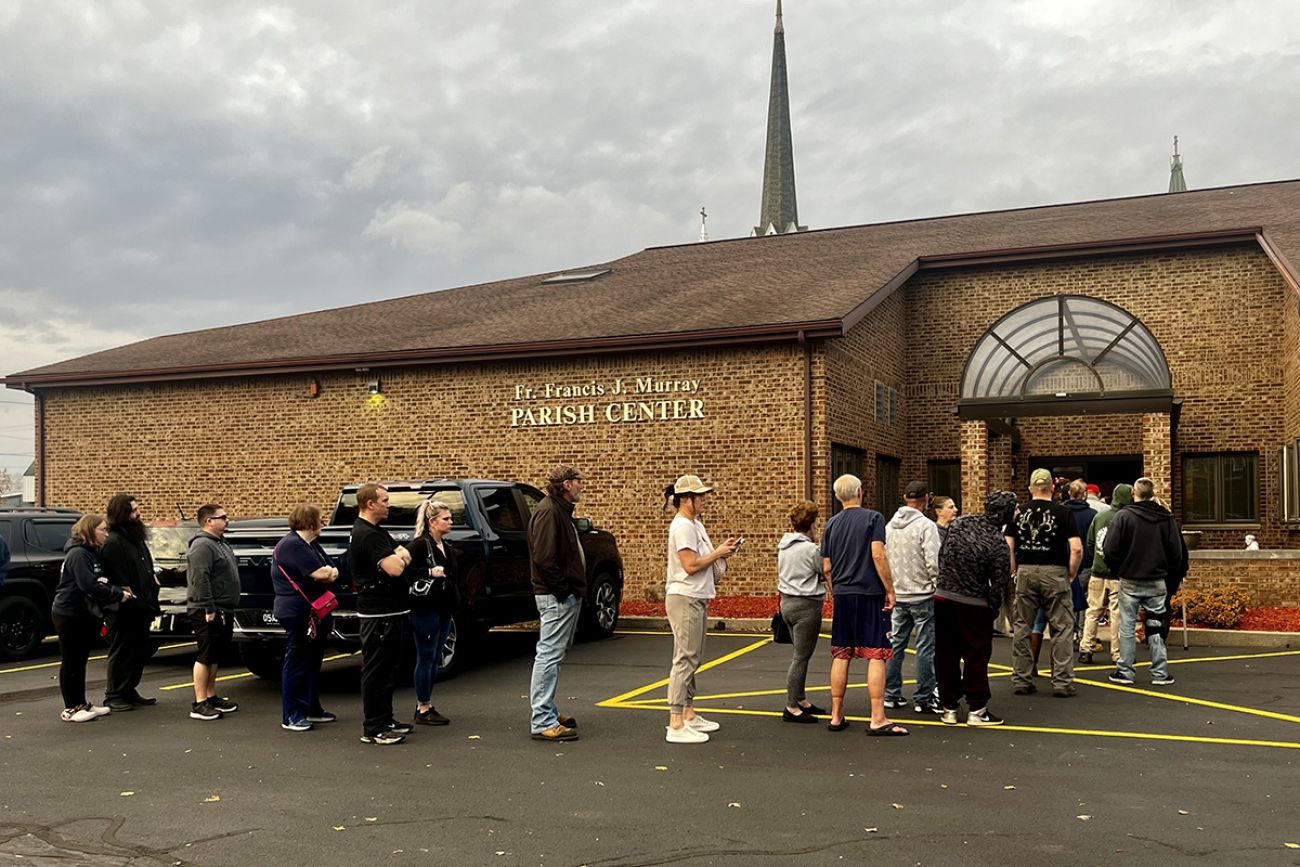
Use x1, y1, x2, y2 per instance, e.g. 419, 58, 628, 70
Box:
1117, 579, 1169, 681
410, 609, 455, 705
529, 594, 582, 733
281, 612, 329, 725
885, 599, 936, 704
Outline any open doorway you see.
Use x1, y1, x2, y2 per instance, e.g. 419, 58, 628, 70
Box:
1028, 455, 1143, 503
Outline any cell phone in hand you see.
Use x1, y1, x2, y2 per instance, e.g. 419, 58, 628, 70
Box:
734, 537, 745, 551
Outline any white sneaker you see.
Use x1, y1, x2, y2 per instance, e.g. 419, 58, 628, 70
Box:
86, 703, 111, 718
60, 706, 97, 723
684, 714, 720, 733
665, 725, 710, 744
940, 708, 959, 726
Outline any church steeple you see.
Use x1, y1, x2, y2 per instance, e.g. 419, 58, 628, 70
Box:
753, 0, 806, 236
1168, 136, 1187, 193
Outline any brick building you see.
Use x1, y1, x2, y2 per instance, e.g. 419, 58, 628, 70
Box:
7, 180, 1300, 604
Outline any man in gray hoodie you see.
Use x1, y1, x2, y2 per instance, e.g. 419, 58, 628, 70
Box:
884, 481, 942, 714
186, 503, 241, 721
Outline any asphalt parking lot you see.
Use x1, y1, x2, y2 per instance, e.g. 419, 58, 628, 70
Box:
2, 629, 1299, 866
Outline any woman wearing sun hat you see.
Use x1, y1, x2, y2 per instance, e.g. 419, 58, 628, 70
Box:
662, 474, 738, 744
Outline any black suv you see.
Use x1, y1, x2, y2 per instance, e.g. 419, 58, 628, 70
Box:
0, 507, 80, 661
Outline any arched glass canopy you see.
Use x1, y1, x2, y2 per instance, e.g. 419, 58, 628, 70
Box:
957, 295, 1173, 418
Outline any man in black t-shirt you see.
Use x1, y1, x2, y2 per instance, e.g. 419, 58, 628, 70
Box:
1006, 469, 1083, 697
349, 483, 413, 745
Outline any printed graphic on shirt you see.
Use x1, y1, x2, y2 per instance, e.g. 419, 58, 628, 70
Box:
1016, 508, 1062, 554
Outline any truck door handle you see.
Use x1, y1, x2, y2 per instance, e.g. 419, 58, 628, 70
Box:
490, 545, 507, 553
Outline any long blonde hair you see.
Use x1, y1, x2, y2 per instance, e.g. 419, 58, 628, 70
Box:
413, 499, 453, 539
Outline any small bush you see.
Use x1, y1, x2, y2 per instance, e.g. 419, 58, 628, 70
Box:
1171, 586, 1250, 629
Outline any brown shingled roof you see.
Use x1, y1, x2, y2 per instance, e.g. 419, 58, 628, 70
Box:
7, 179, 1300, 389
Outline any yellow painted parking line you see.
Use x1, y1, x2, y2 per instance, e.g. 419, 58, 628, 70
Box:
1073, 676, 1300, 725
602, 702, 1300, 750
0, 642, 197, 675
158, 652, 358, 691
598, 636, 773, 706
614, 630, 778, 638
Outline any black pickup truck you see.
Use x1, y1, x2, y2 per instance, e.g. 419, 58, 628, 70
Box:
0, 507, 81, 661
221, 479, 623, 680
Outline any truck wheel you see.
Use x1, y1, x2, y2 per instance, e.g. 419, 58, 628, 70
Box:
238, 640, 284, 682
0, 595, 44, 662
581, 572, 620, 640
436, 612, 467, 679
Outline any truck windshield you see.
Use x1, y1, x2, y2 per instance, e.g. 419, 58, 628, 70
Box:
333, 489, 469, 531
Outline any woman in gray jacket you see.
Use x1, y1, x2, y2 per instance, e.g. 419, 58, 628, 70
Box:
777, 500, 827, 723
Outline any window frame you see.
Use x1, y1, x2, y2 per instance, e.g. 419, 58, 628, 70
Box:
1181, 452, 1259, 526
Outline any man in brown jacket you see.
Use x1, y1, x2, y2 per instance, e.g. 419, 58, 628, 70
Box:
527, 465, 588, 742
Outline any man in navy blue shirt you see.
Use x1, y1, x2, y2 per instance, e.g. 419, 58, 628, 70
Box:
820, 474, 906, 736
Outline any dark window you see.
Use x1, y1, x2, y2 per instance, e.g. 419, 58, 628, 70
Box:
830, 444, 865, 516
874, 382, 885, 422
333, 489, 469, 530
888, 387, 898, 427
0, 518, 11, 547
1283, 440, 1300, 524
874, 455, 901, 515
477, 487, 526, 532
927, 460, 962, 512
25, 519, 74, 552
1182, 453, 1258, 524
520, 488, 543, 516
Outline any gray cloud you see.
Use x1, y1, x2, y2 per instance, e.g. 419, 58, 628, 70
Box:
2, 0, 1300, 481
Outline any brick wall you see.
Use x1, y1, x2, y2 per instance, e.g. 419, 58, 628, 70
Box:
902, 244, 1298, 548
1186, 553, 1300, 607
824, 292, 908, 510
39, 346, 808, 601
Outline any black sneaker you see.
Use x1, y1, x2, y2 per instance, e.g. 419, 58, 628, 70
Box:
415, 707, 450, 726
306, 710, 337, 724
129, 695, 158, 707
1078, 651, 1093, 664
207, 696, 239, 713
281, 719, 313, 732
1107, 671, 1135, 685
1052, 685, 1077, 698
105, 700, 135, 713
360, 731, 405, 745
1013, 683, 1038, 695
190, 700, 222, 721
913, 700, 944, 715
387, 722, 415, 735
882, 698, 907, 709
782, 708, 819, 724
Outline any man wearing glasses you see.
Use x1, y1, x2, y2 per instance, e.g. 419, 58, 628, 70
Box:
186, 504, 241, 721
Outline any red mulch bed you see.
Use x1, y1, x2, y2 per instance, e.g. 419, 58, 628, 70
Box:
622, 597, 1300, 631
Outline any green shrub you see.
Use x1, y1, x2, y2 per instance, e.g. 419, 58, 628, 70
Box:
1171, 585, 1250, 629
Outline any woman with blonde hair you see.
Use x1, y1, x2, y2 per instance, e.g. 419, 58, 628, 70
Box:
405, 498, 461, 726
51, 514, 131, 722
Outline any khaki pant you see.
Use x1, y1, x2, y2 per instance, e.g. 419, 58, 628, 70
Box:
1012, 564, 1076, 689
1081, 577, 1121, 662
666, 595, 709, 715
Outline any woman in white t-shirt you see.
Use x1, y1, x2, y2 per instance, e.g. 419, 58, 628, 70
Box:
663, 474, 738, 744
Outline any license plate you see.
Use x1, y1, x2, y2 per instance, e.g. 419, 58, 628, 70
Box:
261, 612, 280, 625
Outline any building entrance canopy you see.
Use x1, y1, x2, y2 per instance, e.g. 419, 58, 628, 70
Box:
956, 295, 1174, 418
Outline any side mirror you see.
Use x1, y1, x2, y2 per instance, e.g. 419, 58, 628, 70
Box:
575, 517, 592, 534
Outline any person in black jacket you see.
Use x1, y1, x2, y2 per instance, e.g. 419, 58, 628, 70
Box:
1102, 477, 1189, 687
405, 498, 462, 726
933, 491, 1016, 727
52, 514, 131, 722
99, 493, 158, 712
526, 465, 588, 743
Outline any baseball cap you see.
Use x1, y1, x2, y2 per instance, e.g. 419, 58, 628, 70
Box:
672, 474, 714, 495
1086, 483, 1101, 496
1029, 468, 1053, 488
904, 480, 928, 500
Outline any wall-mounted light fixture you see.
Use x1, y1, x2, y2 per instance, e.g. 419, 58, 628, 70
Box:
367, 379, 382, 396
306, 378, 321, 399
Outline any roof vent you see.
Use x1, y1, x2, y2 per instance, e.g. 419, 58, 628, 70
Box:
541, 269, 611, 284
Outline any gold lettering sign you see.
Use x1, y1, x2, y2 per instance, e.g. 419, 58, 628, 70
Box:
509, 377, 706, 427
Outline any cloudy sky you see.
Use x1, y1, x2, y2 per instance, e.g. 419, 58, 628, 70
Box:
3, 0, 1300, 485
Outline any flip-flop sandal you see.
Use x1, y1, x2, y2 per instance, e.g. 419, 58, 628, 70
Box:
826, 720, 850, 732
867, 723, 909, 737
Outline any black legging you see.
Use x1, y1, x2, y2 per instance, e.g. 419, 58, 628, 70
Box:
53, 612, 101, 709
